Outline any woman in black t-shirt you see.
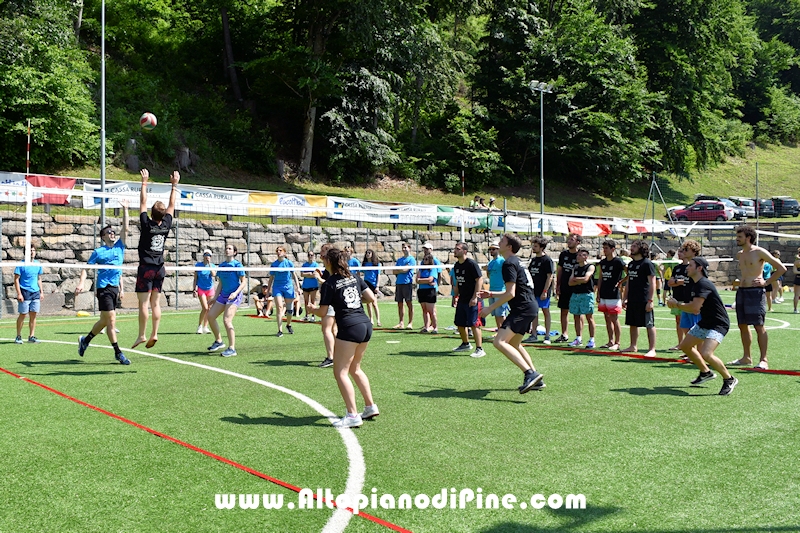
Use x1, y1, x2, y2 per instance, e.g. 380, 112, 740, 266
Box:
310, 247, 379, 429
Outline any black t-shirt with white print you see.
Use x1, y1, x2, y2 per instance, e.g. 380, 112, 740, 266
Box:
138, 212, 173, 266
502, 255, 537, 315
558, 250, 578, 293
528, 254, 554, 298
626, 258, 656, 303
598, 256, 626, 299
691, 277, 730, 335
319, 273, 371, 329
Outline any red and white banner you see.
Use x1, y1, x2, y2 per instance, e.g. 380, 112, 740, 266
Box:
26, 174, 76, 205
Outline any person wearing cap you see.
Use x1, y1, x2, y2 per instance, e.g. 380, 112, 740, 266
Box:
485, 240, 510, 331
668, 256, 738, 395
75, 200, 131, 365
417, 243, 442, 333
193, 249, 217, 334
488, 197, 498, 211
729, 224, 786, 370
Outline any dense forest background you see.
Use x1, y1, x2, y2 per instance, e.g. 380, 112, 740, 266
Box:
2, 0, 800, 195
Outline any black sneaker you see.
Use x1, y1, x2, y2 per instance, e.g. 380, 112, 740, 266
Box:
78, 336, 88, 357
287, 325, 294, 334
519, 371, 544, 394
554, 334, 569, 343
719, 376, 739, 396
690, 371, 716, 386
318, 358, 334, 368
277, 331, 284, 338
530, 381, 546, 391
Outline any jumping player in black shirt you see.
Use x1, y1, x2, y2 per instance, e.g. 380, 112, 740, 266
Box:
132, 168, 179, 349
480, 234, 545, 393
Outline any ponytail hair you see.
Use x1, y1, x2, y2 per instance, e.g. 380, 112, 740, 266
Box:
325, 247, 352, 277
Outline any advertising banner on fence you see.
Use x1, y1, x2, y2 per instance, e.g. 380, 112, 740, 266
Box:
329, 197, 438, 224
83, 182, 250, 215
0, 172, 76, 204
249, 192, 328, 217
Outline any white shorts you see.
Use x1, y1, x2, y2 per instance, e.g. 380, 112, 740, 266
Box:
598, 298, 622, 315
687, 324, 726, 344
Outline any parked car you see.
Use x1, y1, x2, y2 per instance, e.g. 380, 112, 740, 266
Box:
771, 196, 800, 217
755, 199, 775, 218
728, 197, 756, 218
670, 201, 734, 221
693, 195, 746, 219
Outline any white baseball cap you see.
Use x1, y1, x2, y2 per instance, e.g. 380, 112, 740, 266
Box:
422, 242, 434, 249
489, 240, 500, 249
202, 249, 212, 256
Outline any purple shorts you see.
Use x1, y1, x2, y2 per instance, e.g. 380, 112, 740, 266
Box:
217, 292, 243, 306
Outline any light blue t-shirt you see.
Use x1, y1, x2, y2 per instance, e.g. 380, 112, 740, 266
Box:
301, 261, 319, 289
487, 256, 506, 291
14, 261, 43, 293
418, 258, 442, 290
271, 258, 294, 287
88, 240, 125, 289
363, 261, 379, 286
348, 257, 361, 272
218, 259, 245, 296
763, 262, 773, 280
395, 255, 416, 285
195, 261, 216, 290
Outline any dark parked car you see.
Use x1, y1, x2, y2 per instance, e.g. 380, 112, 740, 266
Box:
771, 197, 800, 217
755, 199, 775, 218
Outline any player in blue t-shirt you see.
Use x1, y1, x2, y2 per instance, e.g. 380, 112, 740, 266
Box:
361, 249, 382, 327
267, 245, 300, 337
393, 242, 417, 329
206, 243, 246, 357
485, 241, 510, 330
193, 249, 217, 334
75, 201, 131, 364
14, 246, 44, 344
300, 250, 320, 322
417, 243, 442, 333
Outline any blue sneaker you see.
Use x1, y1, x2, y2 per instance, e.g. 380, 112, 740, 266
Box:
208, 340, 225, 352
15, 335, 23, 344
519, 371, 544, 394
221, 347, 237, 357
78, 336, 88, 357
28, 336, 41, 343
115, 352, 131, 365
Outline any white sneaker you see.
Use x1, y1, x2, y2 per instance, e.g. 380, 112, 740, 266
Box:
203, 326, 211, 334
196, 326, 203, 334
361, 404, 380, 420
542, 339, 551, 345
470, 347, 486, 358
333, 414, 363, 428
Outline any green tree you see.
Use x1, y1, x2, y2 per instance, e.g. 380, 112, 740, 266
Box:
0, 0, 97, 171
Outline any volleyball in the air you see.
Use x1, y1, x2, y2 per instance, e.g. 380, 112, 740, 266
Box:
139, 112, 157, 131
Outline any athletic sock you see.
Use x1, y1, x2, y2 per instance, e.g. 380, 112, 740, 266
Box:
85, 332, 96, 343
112, 342, 122, 355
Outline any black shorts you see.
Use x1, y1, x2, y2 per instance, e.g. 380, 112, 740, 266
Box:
417, 288, 437, 304
454, 301, 479, 328
302, 287, 318, 293
625, 301, 654, 328
736, 287, 766, 326
136, 264, 166, 293
365, 280, 377, 293
96, 286, 120, 312
558, 290, 573, 310
795, 275, 800, 286
395, 283, 413, 302
500, 311, 536, 336
337, 321, 373, 343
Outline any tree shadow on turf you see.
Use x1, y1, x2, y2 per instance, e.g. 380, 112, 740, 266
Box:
609, 386, 714, 397
220, 411, 330, 428
405, 386, 526, 404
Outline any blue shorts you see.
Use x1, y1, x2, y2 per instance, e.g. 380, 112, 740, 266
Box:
217, 292, 244, 307
687, 324, 726, 343
569, 292, 595, 315
680, 312, 701, 329
273, 285, 295, 300
535, 296, 551, 309
18, 298, 41, 314
488, 297, 510, 317
455, 302, 479, 328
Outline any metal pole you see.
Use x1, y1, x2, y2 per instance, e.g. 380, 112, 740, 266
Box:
540, 88, 545, 226
99, 0, 106, 228
755, 162, 760, 242
174, 219, 179, 310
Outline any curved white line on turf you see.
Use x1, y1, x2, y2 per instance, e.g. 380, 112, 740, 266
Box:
11, 339, 362, 533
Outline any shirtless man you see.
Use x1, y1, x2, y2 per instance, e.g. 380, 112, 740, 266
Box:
730, 225, 786, 370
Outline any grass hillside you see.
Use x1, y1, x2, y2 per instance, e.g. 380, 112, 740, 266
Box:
68, 143, 800, 220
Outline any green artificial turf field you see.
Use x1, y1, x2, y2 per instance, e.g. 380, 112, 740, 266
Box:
1, 297, 799, 533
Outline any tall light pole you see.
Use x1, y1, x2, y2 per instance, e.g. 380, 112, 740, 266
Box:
100, 0, 107, 227
530, 80, 553, 235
